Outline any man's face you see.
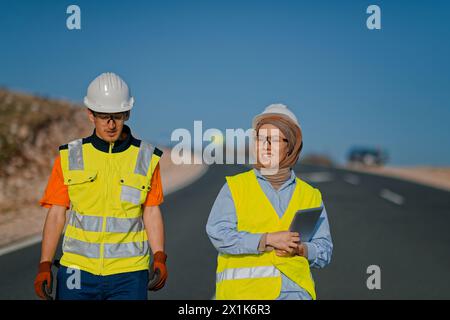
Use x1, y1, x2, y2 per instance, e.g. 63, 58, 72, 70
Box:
87, 109, 129, 143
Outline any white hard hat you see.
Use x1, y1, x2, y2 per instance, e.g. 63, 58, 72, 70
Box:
252, 103, 301, 130
84, 72, 134, 113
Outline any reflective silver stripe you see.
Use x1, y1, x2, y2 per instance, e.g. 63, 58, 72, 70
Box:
68, 211, 143, 233
63, 236, 100, 259
134, 141, 154, 176
103, 241, 149, 259
120, 185, 141, 205
216, 266, 280, 283
68, 139, 84, 170
68, 211, 103, 232
105, 216, 144, 233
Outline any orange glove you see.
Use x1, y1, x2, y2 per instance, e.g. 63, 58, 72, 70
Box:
148, 251, 167, 291
34, 261, 53, 300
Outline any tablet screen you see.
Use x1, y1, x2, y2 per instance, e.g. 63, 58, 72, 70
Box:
289, 207, 323, 242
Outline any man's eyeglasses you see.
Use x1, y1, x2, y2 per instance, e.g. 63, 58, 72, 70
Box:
91, 111, 130, 122
256, 135, 288, 145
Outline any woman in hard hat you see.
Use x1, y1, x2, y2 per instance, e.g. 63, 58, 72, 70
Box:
206, 104, 333, 300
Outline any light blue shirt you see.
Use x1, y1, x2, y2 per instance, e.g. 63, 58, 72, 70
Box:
206, 169, 333, 300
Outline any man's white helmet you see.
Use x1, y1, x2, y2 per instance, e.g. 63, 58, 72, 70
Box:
252, 103, 301, 130
84, 72, 134, 113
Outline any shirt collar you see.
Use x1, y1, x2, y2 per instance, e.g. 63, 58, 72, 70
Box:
253, 168, 297, 191
85, 125, 134, 153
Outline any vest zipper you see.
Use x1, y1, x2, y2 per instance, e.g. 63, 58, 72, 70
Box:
99, 141, 114, 275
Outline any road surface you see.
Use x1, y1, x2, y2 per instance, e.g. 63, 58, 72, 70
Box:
1, 164, 449, 299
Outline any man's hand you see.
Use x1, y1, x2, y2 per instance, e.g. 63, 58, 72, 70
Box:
275, 243, 308, 258
143, 205, 166, 291
34, 261, 53, 300
148, 251, 168, 291
266, 231, 300, 254
35, 205, 66, 300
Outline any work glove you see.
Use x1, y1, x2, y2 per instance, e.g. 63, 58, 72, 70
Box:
34, 261, 53, 300
148, 251, 167, 291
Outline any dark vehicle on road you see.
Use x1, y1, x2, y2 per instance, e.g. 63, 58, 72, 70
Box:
347, 147, 388, 166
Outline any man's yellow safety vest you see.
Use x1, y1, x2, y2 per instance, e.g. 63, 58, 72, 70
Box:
215, 169, 322, 300
58, 125, 162, 276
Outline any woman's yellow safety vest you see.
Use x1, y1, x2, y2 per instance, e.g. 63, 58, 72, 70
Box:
58, 126, 162, 276
216, 169, 322, 300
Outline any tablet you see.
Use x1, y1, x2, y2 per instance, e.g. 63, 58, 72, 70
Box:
289, 207, 323, 242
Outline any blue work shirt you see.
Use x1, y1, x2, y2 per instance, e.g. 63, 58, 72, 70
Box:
206, 169, 333, 300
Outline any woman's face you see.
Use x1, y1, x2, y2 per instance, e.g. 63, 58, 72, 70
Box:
256, 124, 289, 169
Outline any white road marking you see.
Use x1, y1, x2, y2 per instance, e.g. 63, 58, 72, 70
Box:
301, 172, 334, 183
0, 235, 42, 257
343, 174, 360, 185
380, 189, 405, 205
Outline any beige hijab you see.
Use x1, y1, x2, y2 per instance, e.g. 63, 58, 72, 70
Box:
254, 115, 303, 190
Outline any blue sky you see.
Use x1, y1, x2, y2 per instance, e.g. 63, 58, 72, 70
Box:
0, 0, 449, 165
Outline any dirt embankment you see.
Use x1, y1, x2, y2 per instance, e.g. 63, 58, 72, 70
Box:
0, 89, 206, 248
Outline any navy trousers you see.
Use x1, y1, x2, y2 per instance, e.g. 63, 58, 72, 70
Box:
56, 265, 149, 300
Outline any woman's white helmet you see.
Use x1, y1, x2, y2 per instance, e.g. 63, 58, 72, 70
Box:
84, 72, 134, 113
252, 103, 301, 130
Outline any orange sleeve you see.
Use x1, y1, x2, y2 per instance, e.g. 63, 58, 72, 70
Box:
39, 155, 70, 209
144, 163, 164, 207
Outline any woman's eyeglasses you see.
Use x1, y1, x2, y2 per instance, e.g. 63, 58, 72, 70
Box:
256, 135, 288, 145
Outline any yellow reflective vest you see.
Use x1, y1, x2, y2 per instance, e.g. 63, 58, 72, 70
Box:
59, 125, 162, 276
215, 169, 322, 300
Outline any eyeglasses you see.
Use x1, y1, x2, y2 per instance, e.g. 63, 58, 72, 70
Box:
91, 111, 129, 122
256, 135, 288, 145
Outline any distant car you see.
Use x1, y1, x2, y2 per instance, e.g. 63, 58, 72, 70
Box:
347, 147, 388, 166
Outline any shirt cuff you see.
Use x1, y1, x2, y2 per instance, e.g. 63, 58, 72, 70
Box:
258, 233, 268, 252
304, 242, 317, 263
241, 233, 264, 254
39, 201, 70, 210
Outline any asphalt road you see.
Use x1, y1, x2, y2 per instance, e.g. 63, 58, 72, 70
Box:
1, 164, 449, 299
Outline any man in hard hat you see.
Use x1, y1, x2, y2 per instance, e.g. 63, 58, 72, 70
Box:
206, 104, 333, 300
34, 72, 167, 300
